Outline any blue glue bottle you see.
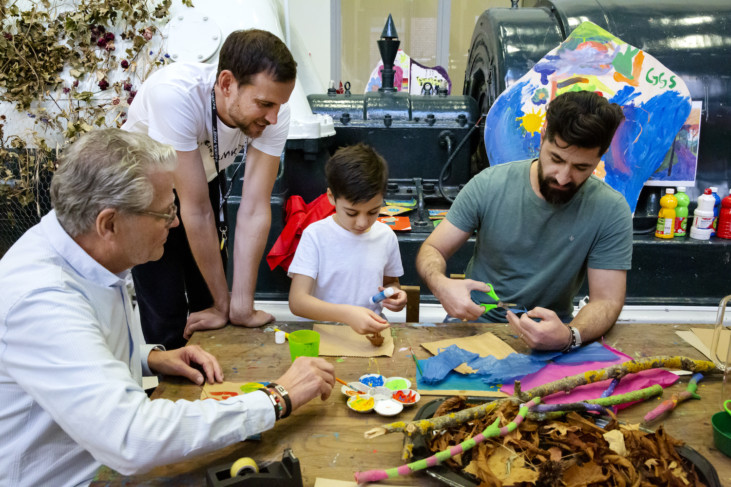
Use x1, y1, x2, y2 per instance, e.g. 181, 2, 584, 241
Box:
370, 287, 396, 304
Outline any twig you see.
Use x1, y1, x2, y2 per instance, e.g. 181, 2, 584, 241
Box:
355, 398, 541, 483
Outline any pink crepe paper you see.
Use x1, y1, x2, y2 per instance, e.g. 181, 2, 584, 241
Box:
501, 344, 679, 410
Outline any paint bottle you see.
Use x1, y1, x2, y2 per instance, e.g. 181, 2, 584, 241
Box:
690, 188, 715, 240
674, 186, 690, 237
710, 187, 722, 236
370, 287, 396, 304
717, 190, 731, 240
655, 188, 677, 239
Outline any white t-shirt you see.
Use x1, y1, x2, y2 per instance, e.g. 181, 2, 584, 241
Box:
122, 62, 290, 182
288, 216, 404, 313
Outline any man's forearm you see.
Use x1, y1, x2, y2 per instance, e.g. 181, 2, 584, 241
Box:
569, 298, 623, 343
416, 244, 450, 295
230, 207, 271, 313
183, 211, 230, 311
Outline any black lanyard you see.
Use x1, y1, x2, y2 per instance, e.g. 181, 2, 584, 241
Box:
210, 88, 228, 226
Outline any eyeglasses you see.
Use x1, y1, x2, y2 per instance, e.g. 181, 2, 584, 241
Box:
137, 203, 178, 226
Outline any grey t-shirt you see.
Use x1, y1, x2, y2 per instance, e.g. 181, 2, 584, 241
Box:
447, 159, 632, 322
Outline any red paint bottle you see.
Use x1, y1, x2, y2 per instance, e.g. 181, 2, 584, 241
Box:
717, 190, 731, 239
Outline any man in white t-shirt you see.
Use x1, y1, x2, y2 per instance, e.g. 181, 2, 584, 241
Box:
123, 29, 296, 348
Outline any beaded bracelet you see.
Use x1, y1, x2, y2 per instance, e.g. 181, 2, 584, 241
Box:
267, 382, 292, 419
259, 386, 283, 420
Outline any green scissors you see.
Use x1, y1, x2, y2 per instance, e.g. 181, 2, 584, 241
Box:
476, 283, 527, 315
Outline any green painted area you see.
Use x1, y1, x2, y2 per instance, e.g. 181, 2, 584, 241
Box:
385, 378, 408, 390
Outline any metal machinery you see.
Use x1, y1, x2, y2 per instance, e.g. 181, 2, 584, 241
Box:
229, 1, 731, 307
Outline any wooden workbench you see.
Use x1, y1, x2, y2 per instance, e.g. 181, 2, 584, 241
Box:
93, 322, 729, 486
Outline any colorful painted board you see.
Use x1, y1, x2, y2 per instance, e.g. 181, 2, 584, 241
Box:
484, 21, 692, 213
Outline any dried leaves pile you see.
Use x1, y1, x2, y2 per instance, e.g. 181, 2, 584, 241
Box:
426, 397, 707, 487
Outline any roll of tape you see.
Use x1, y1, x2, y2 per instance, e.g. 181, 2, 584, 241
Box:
230, 456, 259, 477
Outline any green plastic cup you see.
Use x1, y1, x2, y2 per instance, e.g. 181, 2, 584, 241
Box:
288, 330, 320, 362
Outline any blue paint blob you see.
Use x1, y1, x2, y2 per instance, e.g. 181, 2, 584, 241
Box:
359, 374, 384, 387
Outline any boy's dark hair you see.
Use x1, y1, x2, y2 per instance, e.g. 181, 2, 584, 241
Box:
326, 144, 389, 203
544, 91, 625, 156
217, 29, 297, 86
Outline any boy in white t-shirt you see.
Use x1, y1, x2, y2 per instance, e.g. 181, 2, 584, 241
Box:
288, 144, 407, 335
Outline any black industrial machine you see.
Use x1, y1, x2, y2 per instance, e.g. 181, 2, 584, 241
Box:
229, 1, 730, 307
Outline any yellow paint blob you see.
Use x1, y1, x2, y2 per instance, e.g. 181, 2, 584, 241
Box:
516, 107, 545, 136
350, 396, 374, 411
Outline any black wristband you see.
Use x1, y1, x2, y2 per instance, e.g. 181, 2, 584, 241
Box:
267, 382, 292, 419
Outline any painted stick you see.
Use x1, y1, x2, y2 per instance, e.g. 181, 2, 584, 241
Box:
364, 400, 502, 439
601, 378, 620, 397
354, 398, 540, 483
519, 356, 716, 402
643, 373, 703, 422
365, 356, 714, 441
532, 402, 608, 414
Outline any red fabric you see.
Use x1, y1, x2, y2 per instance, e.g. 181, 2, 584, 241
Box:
266, 193, 335, 272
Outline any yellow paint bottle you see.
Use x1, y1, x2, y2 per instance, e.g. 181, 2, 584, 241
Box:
655, 188, 677, 239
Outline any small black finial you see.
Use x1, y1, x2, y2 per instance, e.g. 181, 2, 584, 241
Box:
378, 14, 400, 92
381, 14, 399, 39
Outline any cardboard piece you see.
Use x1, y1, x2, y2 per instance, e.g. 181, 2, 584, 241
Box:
314, 323, 394, 357
694, 327, 730, 362
421, 332, 518, 374
676, 330, 712, 361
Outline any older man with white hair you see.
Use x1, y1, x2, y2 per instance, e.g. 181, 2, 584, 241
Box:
0, 129, 334, 487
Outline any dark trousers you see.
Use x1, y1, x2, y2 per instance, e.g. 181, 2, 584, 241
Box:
132, 179, 226, 349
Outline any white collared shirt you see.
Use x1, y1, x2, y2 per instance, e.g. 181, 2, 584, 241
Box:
0, 211, 273, 486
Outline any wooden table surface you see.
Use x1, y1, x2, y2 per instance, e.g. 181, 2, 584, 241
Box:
93, 321, 730, 486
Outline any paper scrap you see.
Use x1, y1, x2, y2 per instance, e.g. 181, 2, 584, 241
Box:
421, 332, 517, 374
314, 323, 394, 357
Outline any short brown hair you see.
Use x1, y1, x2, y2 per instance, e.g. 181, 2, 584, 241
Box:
326, 144, 388, 203
217, 29, 297, 86
545, 91, 625, 156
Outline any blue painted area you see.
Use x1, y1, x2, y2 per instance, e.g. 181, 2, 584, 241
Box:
416, 363, 503, 394
604, 90, 691, 212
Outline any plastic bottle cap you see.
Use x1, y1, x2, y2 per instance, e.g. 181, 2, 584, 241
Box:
677, 186, 686, 192
275, 331, 286, 344
705, 188, 712, 195
665, 188, 675, 194
710, 187, 719, 192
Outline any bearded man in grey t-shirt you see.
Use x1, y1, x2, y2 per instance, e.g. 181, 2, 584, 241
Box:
416, 91, 630, 352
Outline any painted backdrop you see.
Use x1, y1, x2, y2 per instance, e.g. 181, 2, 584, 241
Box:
484, 22, 692, 213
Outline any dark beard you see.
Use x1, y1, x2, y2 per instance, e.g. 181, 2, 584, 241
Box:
537, 159, 581, 204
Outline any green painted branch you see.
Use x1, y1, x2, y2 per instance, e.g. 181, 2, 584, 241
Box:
527, 384, 663, 421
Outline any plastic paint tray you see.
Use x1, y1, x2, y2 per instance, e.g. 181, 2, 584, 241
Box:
409, 398, 721, 487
